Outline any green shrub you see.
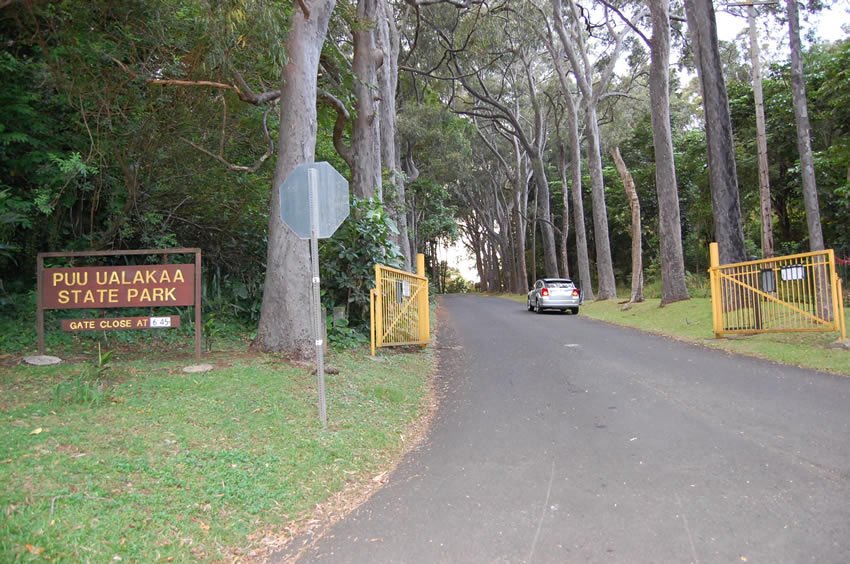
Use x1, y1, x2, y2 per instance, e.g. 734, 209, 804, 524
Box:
320, 196, 403, 332
326, 315, 369, 349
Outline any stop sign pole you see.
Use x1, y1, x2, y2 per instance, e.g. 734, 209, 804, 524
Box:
307, 167, 327, 427
279, 162, 349, 428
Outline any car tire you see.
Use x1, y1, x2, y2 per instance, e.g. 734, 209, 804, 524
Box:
535, 300, 543, 314
527, 299, 534, 311
570, 307, 579, 315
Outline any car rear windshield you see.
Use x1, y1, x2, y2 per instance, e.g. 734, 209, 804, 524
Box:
544, 280, 574, 288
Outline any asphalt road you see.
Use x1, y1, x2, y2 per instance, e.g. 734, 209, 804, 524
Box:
282, 294, 850, 563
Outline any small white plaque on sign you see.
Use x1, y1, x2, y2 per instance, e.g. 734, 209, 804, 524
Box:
150, 316, 172, 328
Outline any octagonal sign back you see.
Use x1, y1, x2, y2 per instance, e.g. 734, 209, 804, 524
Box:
279, 161, 350, 239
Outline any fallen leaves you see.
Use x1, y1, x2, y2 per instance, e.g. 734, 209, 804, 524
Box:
191, 516, 210, 532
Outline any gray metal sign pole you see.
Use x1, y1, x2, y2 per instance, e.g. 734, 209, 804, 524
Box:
308, 168, 328, 427
279, 161, 348, 427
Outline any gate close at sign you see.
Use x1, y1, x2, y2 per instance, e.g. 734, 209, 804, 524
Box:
708, 242, 847, 340
370, 254, 430, 355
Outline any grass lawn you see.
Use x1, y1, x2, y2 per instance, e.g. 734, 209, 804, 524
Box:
498, 293, 850, 376
1, 337, 433, 561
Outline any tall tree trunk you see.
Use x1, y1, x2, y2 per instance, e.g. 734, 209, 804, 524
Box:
376, 0, 412, 268
554, 0, 620, 299
498, 189, 519, 293
479, 237, 491, 292
402, 151, 419, 255
352, 0, 382, 199
548, 47, 593, 299
500, 229, 515, 292
786, 0, 831, 319
473, 238, 485, 291
521, 56, 559, 278
489, 242, 500, 291
455, 62, 558, 280
748, 4, 774, 258
257, 0, 336, 357
558, 141, 570, 279
786, 0, 824, 252
513, 138, 529, 292
531, 156, 560, 277
513, 183, 527, 292
611, 147, 644, 304
585, 107, 617, 299
568, 110, 593, 300
684, 0, 746, 265
494, 185, 516, 292
648, 0, 688, 304
530, 176, 538, 283
472, 123, 526, 293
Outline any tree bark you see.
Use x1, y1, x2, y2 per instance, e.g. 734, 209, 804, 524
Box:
257, 0, 337, 357
513, 137, 529, 292
521, 56, 560, 278
611, 146, 643, 304
530, 175, 538, 283
352, 0, 383, 199
473, 121, 528, 293
748, 4, 774, 258
402, 150, 419, 255
683, 0, 746, 265
786, 0, 824, 252
786, 0, 831, 320
473, 237, 485, 291
554, 0, 621, 299
531, 156, 559, 277
648, 0, 688, 303
558, 140, 570, 279
376, 0, 413, 268
566, 101, 593, 300
584, 104, 617, 299
545, 30, 594, 299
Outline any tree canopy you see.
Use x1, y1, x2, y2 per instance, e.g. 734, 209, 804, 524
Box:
2, 0, 848, 353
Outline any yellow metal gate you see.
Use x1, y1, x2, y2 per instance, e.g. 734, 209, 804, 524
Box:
370, 254, 430, 355
708, 242, 846, 339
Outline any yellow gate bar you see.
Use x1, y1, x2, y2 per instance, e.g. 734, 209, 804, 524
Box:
371, 254, 430, 355
708, 242, 845, 339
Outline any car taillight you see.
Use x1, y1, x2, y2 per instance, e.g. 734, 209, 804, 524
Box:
572, 289, 580, 297
541, 288, 549, 296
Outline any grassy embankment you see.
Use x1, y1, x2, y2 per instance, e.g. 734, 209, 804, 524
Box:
499, 293, 849, 376
0, 324, 433, 561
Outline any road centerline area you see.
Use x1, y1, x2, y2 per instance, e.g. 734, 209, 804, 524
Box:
280, 294, 850, 563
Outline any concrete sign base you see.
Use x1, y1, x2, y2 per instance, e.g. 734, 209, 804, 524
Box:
24, 355, 62, 366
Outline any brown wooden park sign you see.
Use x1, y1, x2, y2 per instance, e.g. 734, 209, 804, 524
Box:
37, 248, 202, 360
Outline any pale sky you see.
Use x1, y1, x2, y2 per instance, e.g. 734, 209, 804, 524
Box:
716, 3, 849, 44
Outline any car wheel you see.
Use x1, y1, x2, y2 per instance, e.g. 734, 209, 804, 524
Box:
535, 299, 543, 314
570, 307, 579, 315
527, 299, 534, 311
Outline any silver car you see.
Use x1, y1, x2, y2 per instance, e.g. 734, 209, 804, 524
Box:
527, 278, 581, 314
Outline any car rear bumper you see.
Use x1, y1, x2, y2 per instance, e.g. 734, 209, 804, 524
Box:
539, 297, 580, 308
